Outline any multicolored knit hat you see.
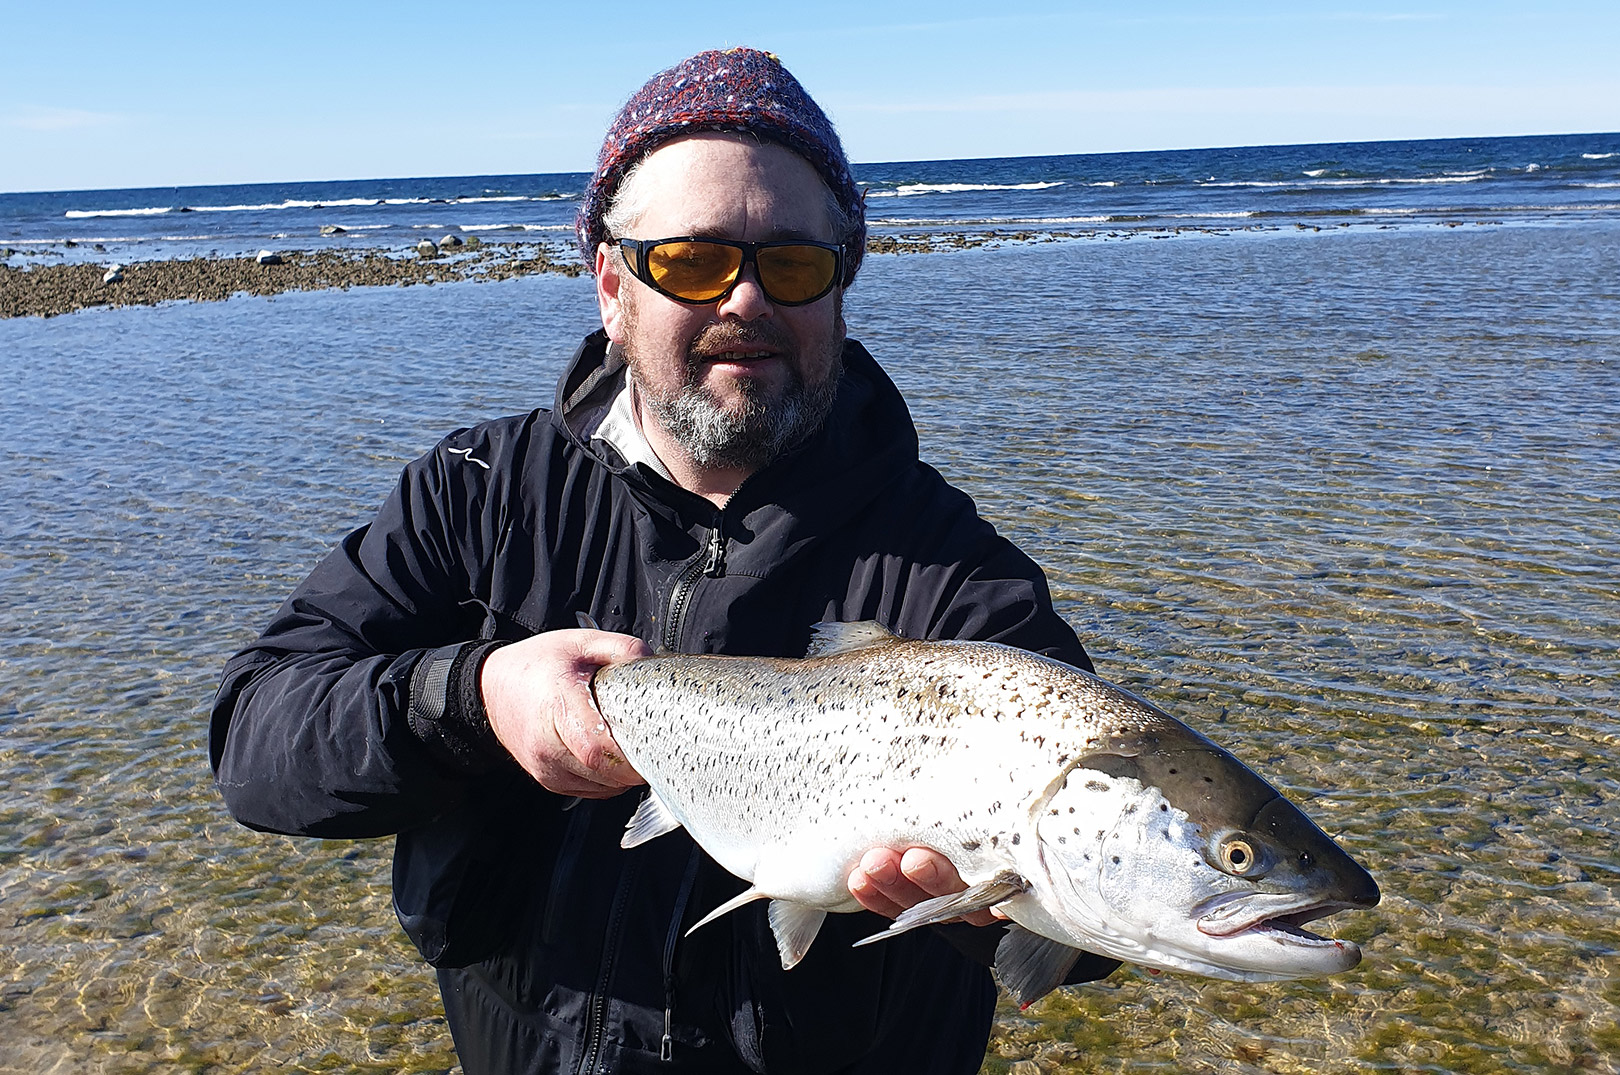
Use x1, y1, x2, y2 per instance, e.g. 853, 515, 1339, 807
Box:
576, 47, 866, 286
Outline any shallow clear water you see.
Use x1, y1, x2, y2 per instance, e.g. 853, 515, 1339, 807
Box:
2, 219, 1617, 1073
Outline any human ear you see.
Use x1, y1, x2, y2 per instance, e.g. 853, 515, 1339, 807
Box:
596, 242, 629, 344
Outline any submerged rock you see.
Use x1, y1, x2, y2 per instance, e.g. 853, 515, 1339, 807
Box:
320, 225, 347, 236
255, 250, 283, 265
102, 264, 125, 284
416, 239, 438, 258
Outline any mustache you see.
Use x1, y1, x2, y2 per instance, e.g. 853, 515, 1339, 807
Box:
689, 321, 795, 360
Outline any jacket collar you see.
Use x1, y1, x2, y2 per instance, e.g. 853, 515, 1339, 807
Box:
551, 330, 922, 527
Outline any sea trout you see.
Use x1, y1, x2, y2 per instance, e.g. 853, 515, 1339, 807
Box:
591, 621, 1379, 1003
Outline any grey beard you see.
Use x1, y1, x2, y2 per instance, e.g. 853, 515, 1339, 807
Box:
635, 349, 843, 471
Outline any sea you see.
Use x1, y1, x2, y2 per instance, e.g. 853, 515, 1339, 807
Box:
2, 133, 1618, 1073
3, 131, 1619, 263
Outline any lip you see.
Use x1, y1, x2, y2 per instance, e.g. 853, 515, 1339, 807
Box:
702, 349, 782, 371
1195, 891, 1357, 941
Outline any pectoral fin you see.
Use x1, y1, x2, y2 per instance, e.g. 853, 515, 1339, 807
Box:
995, 924, 1084, 1007
852, 870, 1029, 947
621, 789, 684, 848
768, 902, 828, 969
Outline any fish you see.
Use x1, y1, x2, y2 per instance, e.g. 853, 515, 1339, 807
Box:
590, 620, 1380, 1004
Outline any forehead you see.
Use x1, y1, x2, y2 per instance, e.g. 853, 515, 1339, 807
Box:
622, 133, 834, 239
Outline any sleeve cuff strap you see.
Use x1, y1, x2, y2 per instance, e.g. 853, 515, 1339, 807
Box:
407, 640, 512, 772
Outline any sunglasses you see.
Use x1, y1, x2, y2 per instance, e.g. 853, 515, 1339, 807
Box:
616, 235, 844, 306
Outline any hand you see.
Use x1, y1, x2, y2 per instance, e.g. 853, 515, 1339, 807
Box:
481, 629, 652, 798
847, 847, 1002, 927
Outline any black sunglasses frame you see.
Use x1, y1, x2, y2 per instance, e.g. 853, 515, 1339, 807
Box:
616, 235, 845, 307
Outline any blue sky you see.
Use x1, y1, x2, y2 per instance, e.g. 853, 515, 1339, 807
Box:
3, 1, 1617, 193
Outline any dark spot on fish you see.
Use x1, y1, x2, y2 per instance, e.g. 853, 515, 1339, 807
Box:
962, 840, 980, 851
1111, 856, 1120, 865
1085, 781, 1108, 793
1159, 804, 1169, 812
990, 835, 999, 847
1122, 804, 1137, 816
1011, 833, 1021, 845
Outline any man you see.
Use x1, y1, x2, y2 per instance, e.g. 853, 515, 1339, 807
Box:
210, 47, 1116, 1075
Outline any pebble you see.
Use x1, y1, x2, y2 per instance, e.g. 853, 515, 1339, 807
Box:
440, 233, 464, 248
102, 265, 125, 284
255, 250, 283, 265
416, 239, 439, 258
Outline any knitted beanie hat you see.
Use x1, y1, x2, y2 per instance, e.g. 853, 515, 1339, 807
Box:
576, 47, 866, 286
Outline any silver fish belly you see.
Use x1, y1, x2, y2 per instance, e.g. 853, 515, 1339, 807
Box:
591, 621, 1379, 1004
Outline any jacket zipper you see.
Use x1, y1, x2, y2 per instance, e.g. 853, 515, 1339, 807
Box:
659, 847, 703, 1062
661, 515, 727, 651
578, 853, 641, 1075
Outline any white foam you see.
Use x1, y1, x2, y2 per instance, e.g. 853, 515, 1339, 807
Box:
1303, 169, 1329, 178
1582, 152, 1616, 160
867, 181, 1065, 198
871, 214, 1111, 226
1202, 174, 1489, 189
64, 207, 171, 218
182, 197, 383, 213
1574, 181, 1620, 188
454, 195, 529, 203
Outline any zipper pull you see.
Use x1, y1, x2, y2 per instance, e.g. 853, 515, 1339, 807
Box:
661, 1008, 674, 1061
703, 523, 726, 578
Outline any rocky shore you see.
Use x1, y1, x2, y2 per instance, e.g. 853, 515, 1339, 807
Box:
2, 226, 1266, 319
1, 242, 583, 319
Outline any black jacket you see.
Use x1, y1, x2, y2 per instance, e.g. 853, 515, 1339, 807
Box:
210, 332, 1115, 1074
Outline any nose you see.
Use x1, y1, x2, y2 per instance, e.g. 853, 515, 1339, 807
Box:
715, 262, 773, 321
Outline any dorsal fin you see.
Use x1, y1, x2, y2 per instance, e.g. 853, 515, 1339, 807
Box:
804, 620, 903, 658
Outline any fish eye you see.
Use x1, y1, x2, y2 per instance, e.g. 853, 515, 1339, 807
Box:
1219, 836, 1258, 875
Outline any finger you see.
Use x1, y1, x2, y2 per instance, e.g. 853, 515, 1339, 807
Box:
557, 700, 644, 788
562, 629, 655, 669
848, 848, 913, 913
900, 848, 998, 926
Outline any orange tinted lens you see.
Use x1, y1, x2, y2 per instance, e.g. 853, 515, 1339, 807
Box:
757, 244, 838, 303
646, 241, 743, 301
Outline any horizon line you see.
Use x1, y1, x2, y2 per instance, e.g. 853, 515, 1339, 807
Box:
3, 128, 1616, 199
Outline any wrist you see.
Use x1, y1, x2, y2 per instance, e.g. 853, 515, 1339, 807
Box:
407, 640, 513, 772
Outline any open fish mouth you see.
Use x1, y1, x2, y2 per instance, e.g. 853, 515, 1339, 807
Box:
1196, 893, 1356, 945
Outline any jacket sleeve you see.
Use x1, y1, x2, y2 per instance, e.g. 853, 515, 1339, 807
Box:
209, 429, 513, 839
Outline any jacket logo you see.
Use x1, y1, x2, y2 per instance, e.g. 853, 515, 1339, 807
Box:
446, 446, 490, 470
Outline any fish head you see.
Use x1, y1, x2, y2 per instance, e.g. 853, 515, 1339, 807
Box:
1028, 715, 1379, 982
